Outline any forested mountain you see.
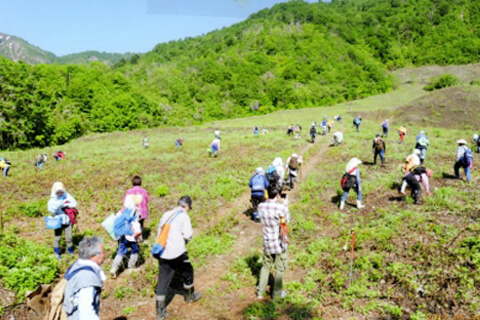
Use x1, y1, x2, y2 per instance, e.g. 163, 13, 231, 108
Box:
0, 32, 133, 65
1, 0, 480, 150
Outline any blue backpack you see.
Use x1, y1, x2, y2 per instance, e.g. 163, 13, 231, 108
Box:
113, 208, 137, 239
251, 174, 266, 191
462, 147, 474, 167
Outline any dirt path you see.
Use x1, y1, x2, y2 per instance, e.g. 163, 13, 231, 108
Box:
139, 134, 339, 320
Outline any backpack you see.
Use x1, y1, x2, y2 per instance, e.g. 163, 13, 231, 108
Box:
341, 167, 357, 191
417, 136, 429, 148
354, 118, 361, 125
152, 210, 183, 259
265, 165, 278, 184
36, 155, 44, 163
375, 138, 385, 151
310, 126, 316, 134
251, 174, 266, 192
288, 158, 299, 170
113, 208, 137, 239
410, 165, 427, 175
462, 147, 473, 167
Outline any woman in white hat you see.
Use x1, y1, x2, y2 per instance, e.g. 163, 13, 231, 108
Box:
47, 182, 77, 258
340, 158, 364, 210
454, 139, 472, 182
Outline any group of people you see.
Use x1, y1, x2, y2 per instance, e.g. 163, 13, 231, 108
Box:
340, 117, 475, 209
45, 175, 200, 320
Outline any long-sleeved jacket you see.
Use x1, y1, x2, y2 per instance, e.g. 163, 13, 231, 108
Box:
249, 174, 269, 197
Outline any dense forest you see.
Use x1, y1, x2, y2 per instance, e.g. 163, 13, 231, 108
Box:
1, 0, 479, 149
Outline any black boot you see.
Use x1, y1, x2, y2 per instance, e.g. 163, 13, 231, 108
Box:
156, 295, 167, 320
183, 285, 201, 303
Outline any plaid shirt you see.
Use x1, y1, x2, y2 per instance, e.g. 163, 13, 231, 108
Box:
258, 199, 291, 254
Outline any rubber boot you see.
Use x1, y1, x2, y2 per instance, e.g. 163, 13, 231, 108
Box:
110, 255, 123, 279
356, 200, 365, 209
183, 286, 201, 303
339, 201, 345, 210
128, 253, 139, 270
156, 295, 168, 320
68, 246, 74, 255
54, 247, 61, 259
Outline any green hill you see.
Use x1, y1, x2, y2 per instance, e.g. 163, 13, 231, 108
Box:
1, 0, 480, 150
1, 64, 479, 319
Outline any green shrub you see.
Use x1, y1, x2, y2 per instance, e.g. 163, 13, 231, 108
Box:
0, 233, 58, 301
154, 185, 169, 197
423, 74, 460, 91
16, 200, 48, 217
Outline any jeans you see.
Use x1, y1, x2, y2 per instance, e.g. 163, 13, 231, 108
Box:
2, 167, 9, 177
342, 185, 362, 201
374, 150, 385, 165
117, 236, 140, 257
418, 147, 427, 161
454, 161, 471, 181
257, 249, 288, 299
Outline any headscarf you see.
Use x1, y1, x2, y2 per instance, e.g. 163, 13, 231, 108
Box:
51, 182, 66, 199
346, 158, 362, 173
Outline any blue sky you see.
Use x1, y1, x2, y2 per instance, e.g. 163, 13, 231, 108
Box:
0, 0, 318, 56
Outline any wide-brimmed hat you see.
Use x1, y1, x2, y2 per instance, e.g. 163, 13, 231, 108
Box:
457, 139, 467, 145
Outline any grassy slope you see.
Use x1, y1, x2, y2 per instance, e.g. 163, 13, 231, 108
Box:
1, 64, 480, 319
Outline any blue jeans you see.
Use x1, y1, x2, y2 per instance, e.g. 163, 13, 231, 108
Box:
117, 236, 139, 257
374, 150, 385, 165
418, 147, 427, 161
454, 161, 471, 181
3, 167, 9, 177
342, 186, 362, 201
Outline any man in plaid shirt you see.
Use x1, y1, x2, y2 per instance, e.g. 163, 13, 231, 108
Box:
256, 188, 291, 299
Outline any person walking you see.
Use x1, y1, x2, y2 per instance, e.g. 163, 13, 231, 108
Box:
285, 153, 302, 189
398, 126, 407, 144
210, 138, 221, 157
175, 137, 183, 149
272, 157, 285, 187
372, 133, 386, 166
249, 167, 269, 222
123, 175, 149, 229
474, 133, 480, 154
54, 151, 66, 161
35, 153, 47, 170
0, 158, 11, 177
415, 131, 429, 164
63, 236, 106, 320
214, 129, 220, 139
294, 124, 302, 140
256, 189, 291, 300
353, 116, 362, 133
381, 119, 389, 137
110, 196, 142, 278
309, 123, 317, 143
143, 135, 149, 149
155, 196, 201, 320
454, 139, 473, 182
340, 158, 364, 210
253, 126, 260, 138
48, 182, 77, 258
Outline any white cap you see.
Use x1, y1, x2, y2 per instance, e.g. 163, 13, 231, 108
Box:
292, 153, 298, 158
256, 167, 264, 174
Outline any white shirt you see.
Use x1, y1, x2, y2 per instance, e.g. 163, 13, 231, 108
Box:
157, 207, 193, 259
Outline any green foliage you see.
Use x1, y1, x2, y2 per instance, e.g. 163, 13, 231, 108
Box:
187, 233, 236, 267
423, 74, 460, 91
154, 185, 169, 197
0, 233, 58, 301
11, 199, 47, 217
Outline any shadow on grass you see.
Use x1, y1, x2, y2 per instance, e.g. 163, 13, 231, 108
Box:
245, 253, 262, 282
330, 194, 342, 205
389, 195, 406, 202
113, 317, 127, 320
390, 181, 402, 190
243, 300, 316, 320
442, 172, 459, 179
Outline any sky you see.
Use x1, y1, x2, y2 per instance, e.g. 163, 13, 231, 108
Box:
0, 0, 318, 56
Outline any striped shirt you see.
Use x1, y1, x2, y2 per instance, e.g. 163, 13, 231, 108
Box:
258, 199, 291, 254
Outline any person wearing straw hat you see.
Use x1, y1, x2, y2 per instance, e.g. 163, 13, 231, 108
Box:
340, 158, 364, 210
454, 139, 473, 182
398, 126, 407, 144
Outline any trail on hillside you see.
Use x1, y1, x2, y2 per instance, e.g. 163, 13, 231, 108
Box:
134, 132, 342, 320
